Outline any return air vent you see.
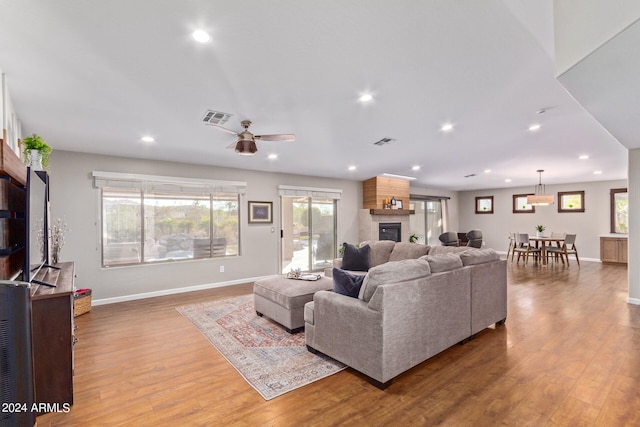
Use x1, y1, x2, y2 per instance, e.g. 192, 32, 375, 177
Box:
464, 173, 477, 178
202, 110, 233, 126
373, 137, 395, 146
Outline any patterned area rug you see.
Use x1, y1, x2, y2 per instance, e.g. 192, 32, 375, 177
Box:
176, 294, 345, 400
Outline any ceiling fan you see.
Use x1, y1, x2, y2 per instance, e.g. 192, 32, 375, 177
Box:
209, 119, 296, 156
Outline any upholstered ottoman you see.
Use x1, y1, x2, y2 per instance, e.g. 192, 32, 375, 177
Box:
254, 275, 333, 333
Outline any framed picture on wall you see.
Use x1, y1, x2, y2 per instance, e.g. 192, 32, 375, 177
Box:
248, 201, 273, 223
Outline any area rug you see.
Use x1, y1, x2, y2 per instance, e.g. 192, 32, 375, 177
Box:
176, 294, 345, 400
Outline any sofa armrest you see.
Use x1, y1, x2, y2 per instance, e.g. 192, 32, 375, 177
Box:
307, 290, 384, 378
324, 258, 344, 277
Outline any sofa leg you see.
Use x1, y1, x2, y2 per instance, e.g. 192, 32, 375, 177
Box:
306, 345, 318, 354
286, 326, 304, 334
367, 377, 392, 390
496, 318, 506, 326
458, 336, 472, 345
256, 311, 263, 317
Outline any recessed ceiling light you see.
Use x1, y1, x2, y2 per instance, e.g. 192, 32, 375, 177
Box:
505, 179, 512, 183
528, 124, 541, 131
359, 93, 373, 103
348, 165, 356, 171
412, 165, 420, 171
267, 154, 278, 160
192, 30, 211, 43
440, 123, 454, 132
594, 170, 603, 175
484, 169, 491, 174
141, 136, 155, 143
579, 154, 589, 160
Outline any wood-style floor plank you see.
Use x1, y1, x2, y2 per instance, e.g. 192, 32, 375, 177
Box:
36, 262, 640, 426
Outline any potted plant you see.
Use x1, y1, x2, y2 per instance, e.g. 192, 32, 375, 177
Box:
22, 134, 52, 170
409, 233, 419, 243
535, 224, 545, 237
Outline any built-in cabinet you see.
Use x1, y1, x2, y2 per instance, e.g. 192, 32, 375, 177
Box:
600, 236, 628, 265
0, 138, 27, 279
30, 262, 75, 410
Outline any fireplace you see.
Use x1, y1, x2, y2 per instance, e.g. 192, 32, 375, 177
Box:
358, 209, 410, 243
379, 223, 401, 242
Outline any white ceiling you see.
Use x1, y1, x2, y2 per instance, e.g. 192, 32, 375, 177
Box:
0, 0, 628, 191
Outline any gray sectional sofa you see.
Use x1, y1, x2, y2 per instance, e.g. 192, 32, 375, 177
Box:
325, 240, 471, 277
306, 245, 507, 388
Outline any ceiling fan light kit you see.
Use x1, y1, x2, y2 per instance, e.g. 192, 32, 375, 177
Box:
527, 169, 554, 206
235, 139, 258, 156
206, 116, 295, 156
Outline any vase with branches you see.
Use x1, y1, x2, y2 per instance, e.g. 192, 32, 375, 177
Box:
50, 218, 68, 264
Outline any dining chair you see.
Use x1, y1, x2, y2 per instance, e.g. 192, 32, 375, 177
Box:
547, 232, 566, 263
466, 229, 483, 248
546, 234, 580, 266
438, 231, 459, 246
506, 232, 516, 260
512, 233, 541, 264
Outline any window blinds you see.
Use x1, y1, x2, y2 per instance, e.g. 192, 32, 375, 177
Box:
277, 185, 342, 200
92, 171, 247, 194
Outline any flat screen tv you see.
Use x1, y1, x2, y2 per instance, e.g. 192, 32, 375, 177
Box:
22, 167, 55, 286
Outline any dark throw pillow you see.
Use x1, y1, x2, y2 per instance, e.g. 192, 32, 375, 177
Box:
341, 242, 370, 271
332, 268, 365, 298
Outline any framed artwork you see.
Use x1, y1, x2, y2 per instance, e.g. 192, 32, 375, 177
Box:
475, 196, 494, 214
558, 191, 585, 213
248, 201, 273, 223
512, 194, 535, 214
396, 200, 403, 209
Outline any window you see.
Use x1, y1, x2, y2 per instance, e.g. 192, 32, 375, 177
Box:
558, 191, 585, 213
610, 188, 628, 233
475, 196, 494, 214
94, 171, 245, 267
512, 194, 535, 213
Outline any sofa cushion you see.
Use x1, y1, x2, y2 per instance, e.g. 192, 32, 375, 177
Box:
427, 245, 470, 256
388, 242, 430, 262
460, 248, 500, 266
332, 268, 366, 298
420, 252, 463, 273
342, 243, 370, 271
359, 259, 431, 302
359, 240, 396, 267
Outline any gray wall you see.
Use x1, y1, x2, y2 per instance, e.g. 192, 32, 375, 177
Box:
48, 150, 362, 302
458, 179, 627, 259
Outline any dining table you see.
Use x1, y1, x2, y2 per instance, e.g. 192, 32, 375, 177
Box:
529, 236, 565, 266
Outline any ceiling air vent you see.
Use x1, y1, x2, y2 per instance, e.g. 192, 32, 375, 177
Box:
464, 173, 477, 178
373, 137, 395, 146
202, 110, 233, 126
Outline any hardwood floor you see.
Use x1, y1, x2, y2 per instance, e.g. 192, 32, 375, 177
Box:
37, 261, 639, 426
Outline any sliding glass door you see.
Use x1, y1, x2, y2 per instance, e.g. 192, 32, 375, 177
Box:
410, 198, 444, 246
281, 196, 336, 273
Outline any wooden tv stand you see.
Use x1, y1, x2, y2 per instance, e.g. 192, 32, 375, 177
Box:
30, 262, 75, 410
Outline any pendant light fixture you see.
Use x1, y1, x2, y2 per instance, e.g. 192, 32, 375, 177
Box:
526, 169, 554, 206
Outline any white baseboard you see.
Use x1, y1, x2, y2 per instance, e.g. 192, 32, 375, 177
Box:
92, 275, 273, 306
627, 297, 640, 305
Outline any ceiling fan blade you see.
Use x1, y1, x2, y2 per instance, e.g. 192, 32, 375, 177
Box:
255, 134, 296, 142
225, 141, 237, 149
208, 123, 240, 136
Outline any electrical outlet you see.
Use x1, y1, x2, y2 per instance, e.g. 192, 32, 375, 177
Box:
219, 266, 224, 273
